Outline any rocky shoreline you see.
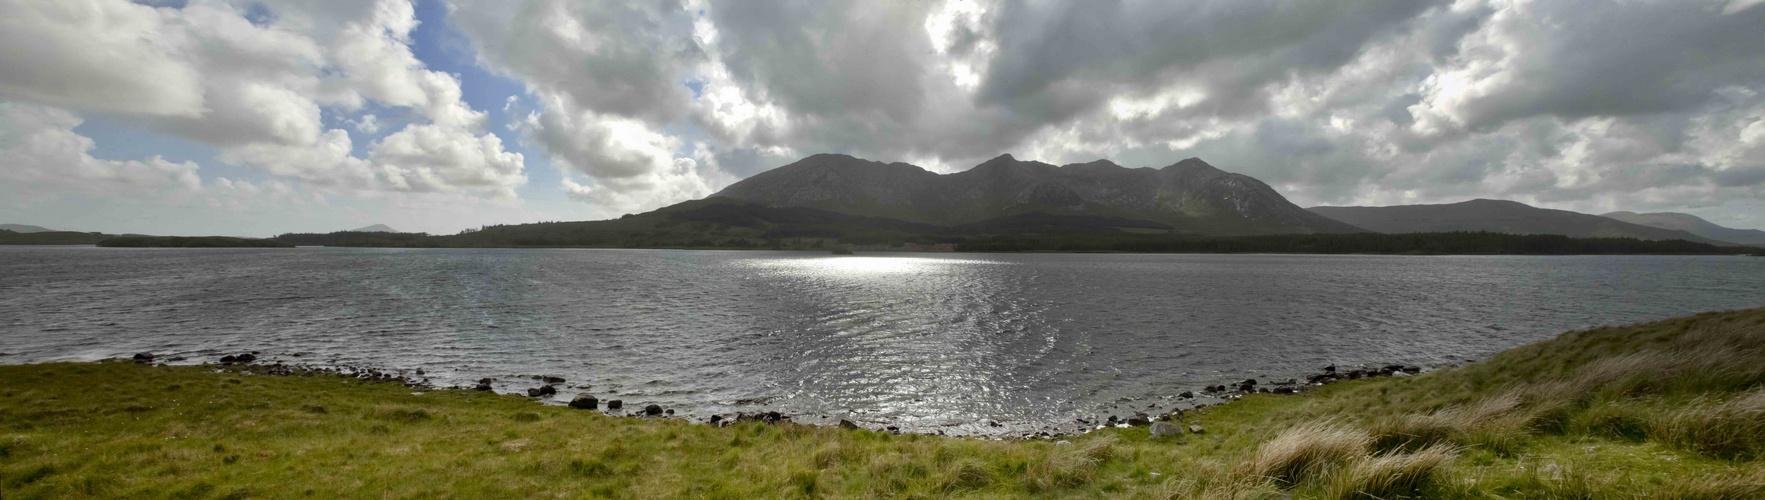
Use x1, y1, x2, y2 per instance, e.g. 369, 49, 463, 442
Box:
107, 350, 1434, 439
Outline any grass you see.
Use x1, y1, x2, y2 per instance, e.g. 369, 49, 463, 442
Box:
4, 309, 1765, 498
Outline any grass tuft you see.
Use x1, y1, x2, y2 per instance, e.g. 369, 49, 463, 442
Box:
1244, 423, 1368, 485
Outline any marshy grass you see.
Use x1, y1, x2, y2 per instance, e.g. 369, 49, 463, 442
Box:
3, 308, 1765, 498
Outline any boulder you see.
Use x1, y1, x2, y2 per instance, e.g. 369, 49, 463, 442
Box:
543, 376, 566, 384
838, 419, 860, 430
1177, 391, 1193, 399
219, 355, 237, 363
538, 385, 557, 396
1127, 412, 1152, 426
1402, 365, 1422, 374
132, 352, 155, 363
607, 400, 623, 410
236, 353, 256, 363
569, 395, 599, 409
1150, 421, 1183, 438
526, 388, 543, 397
644, 404, 663, 416
474, 378, 493, 391
1189, 425, 1205, 434
1324, 364, 1336, 373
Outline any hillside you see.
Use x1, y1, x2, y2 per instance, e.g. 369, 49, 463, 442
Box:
5, 309, 1763, 498
1603, 211, 1765, 245
0, 230, 112, 245
350, 224, 400, 233
714, 154, 1365, 235
96, 236, 294, 248
1308, 199, 1728, 244
0, 224, 52, 233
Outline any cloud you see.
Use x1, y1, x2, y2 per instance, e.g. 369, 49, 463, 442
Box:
0, 102, 203, 206
0, 0, 524, 201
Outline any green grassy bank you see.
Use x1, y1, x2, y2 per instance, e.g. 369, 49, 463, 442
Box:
4, 309, 1765, 498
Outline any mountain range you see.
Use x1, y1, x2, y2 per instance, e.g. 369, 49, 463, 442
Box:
711, 153, 1363, 235
1306, 200, 1729, 245
1601, 211, 1765, 245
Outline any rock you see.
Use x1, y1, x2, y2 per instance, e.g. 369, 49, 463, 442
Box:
236, 353, 256, 363
526, 388, 543, 397
538, 385, 557, 396
1237, 379, 1257, 391
766, 411, 783, 422
1282, 378, 1298, 386
473, 378, 493, 391
569, 395, 599, 409
839, 419, 860, 430
220, 355, 237, 363
1054, 440, 1073, 446
1189, 425, 1205, 434
1150, 421, 1183, 438
1346, 369, 1366, 379
665, 409, 674, 416
543, 376, 566, 384
1324, 364, 1336, 373
607, 400, 623, 410
644, 404, 663, 416
1127, 412, 1152, 426
1402, 365, 1422, 374
710, 415, 723, 425
1392, 371, 1412, 377
886, 426, 899, 433
1256, 387, 1269, 394
1177, 391, 1193, 399
132, 352, 155, 363
415, 369, 425, 376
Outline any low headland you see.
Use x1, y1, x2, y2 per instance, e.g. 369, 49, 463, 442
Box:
95, 236, 294, 248
4, 309, 1764, 498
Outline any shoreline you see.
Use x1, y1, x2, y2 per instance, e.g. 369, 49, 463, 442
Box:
83, 351, 1443, 439
5, 308, 1763, 497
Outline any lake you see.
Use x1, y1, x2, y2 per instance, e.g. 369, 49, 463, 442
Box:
3, 247, 1761, 435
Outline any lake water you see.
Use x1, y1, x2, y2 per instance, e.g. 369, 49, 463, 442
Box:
3, 247, 1762, 435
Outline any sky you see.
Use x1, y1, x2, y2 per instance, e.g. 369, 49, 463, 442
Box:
2, 0, 1763, 236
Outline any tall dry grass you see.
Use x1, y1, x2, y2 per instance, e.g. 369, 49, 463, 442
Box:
1324, 444, 1458, 500
1243, 423, 1369, 485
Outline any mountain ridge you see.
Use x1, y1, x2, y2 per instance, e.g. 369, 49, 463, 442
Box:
1601, 211, 1765, 245
1307, 199, 1729, 245
711, 153, 1364, 235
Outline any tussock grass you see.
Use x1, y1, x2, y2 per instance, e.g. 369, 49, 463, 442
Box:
1324, 445, 1458, 499
1244, 423, 1368, 484
3, 308, 1765, 498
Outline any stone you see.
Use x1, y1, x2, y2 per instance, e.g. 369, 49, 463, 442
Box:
538, 385, 557, 396
235, 353, 256, 363
710, 415, 723, 425
1324, 364, 1336, 373
132, 352, 155, 363
1177, 391, 1193, 398
1392, 371, 1412, 377
220, 355, 237, 363
1150, 421, 1183, 438
607, 400, 623, 410
543, 376, 566, 384
474, 378, 493, 391
1054, 440, 1073, 446
1189, 425, 1205, 434
1402, 365, 1422, 374
526, 388, 542, 397
569, 395, 599, 409
644, 404, 663, 416
1127, 413, 1152, 426
665, 409, 674, 415
838, 419, 860, 430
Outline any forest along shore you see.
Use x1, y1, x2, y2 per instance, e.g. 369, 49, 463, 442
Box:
3, 309, 1764, 498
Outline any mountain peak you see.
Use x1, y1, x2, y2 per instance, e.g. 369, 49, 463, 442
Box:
351, 224, 398, 233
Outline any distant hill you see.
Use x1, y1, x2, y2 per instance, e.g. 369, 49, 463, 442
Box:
712, 153, 1366, 235
0, 224, 53, 233
1601, 211, 1765, 245
0, 230, 111, 245
96, 236, 294, 248
1307, 199, 1730, 245
350, 224, 399, 233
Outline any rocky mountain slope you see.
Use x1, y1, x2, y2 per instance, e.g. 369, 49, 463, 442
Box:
1307, 199, 1728, 244
711, 154, 1364, 235
1602, 211, 1765, 245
